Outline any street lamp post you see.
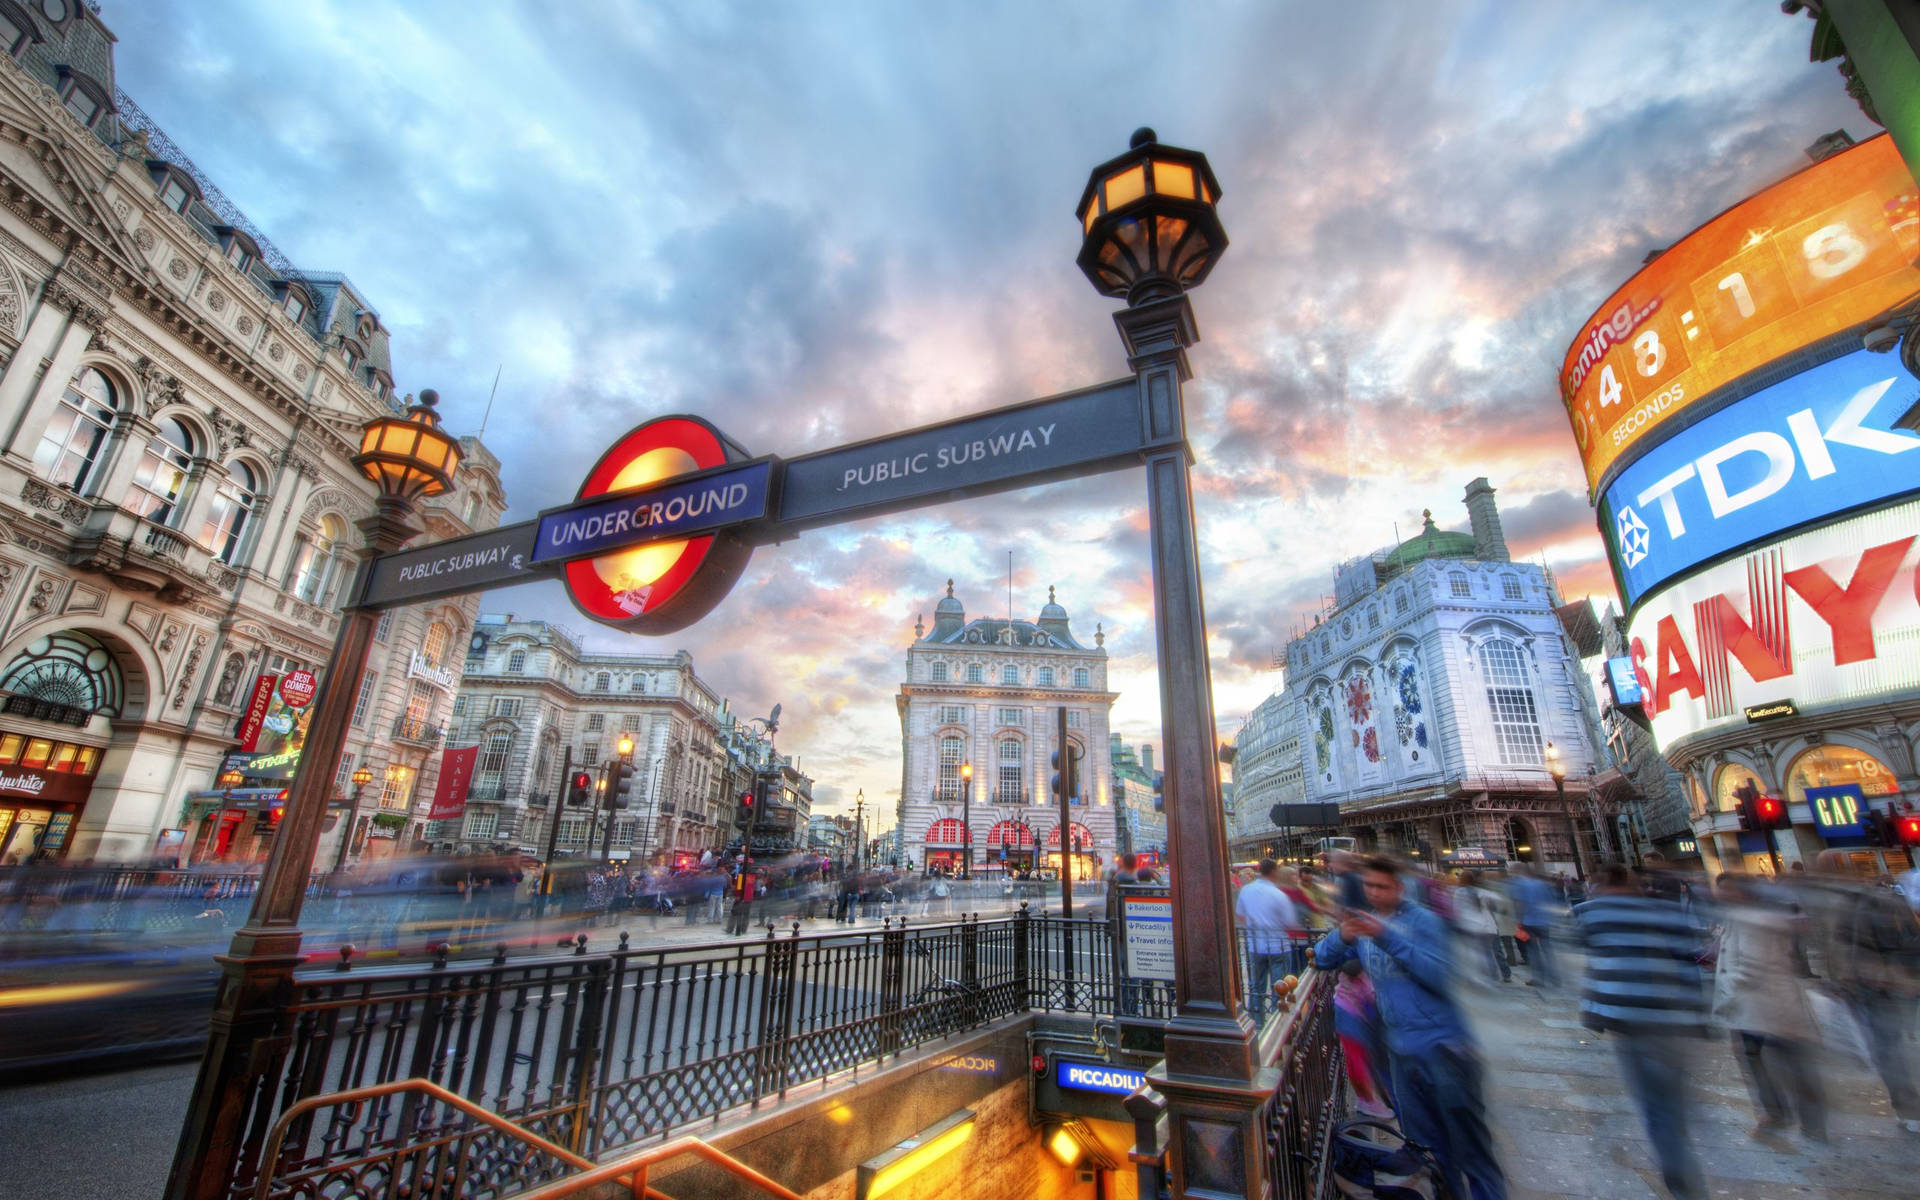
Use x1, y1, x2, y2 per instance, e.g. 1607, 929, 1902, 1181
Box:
959, 761, 973, 880
332, 765, 375, 873
1074, 130, 1273, 1195
168, 393, 460, 1200
611, 733, 636, 863
853, 788, 865, 874
1547, 741, 1586, 880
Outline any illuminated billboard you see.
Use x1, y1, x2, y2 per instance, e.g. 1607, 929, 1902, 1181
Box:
1625, 498, 1920, 748
1561, 134, 1920, 494
1600, 347, 1920, 609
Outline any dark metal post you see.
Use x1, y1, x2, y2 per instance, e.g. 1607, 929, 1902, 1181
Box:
540, 745, 571, 920
1056, 706, 1074, 920
167, 497, 421, 1200
1117, 295, 1277, 1196
598, 760, 617, 862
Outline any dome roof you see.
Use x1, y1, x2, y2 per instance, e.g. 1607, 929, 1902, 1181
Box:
1384, 510, 1475, 570
935, 578, 964, 614
1038, 585, 1068, 621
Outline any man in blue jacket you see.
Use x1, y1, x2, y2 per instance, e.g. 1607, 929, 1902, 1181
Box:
1315, 855, 1505, 1200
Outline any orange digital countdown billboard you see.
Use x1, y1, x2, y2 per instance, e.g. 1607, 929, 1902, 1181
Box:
1560, 134, 1920, 494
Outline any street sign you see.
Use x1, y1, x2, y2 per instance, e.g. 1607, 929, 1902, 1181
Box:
770, 377, 1152, 535
533, 459, 773, 564
362, 521, 541, 609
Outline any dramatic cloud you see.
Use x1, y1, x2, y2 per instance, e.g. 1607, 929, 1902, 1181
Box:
104, 0, 1863, 819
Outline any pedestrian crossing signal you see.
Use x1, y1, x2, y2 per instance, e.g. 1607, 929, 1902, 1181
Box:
568, 771, 593, 806
1897, 813, 1920, 846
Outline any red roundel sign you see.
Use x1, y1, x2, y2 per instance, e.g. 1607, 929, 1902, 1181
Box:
561, 415, 756, 634
279, 669, 318, 709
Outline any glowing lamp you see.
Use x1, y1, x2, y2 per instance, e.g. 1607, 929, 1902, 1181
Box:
1075, 128, 1227, 305
856, 1109, 975, 1200
617, 733, 635, 758
354, 389, 460, 503
1545, 742, 1567, 783
351, 766, 374, 789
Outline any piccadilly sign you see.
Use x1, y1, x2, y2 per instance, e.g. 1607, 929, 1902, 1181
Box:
1625, 497, 1920, 748
1600, 347, 1920, 609
1560, 133, 1920, 495
359, 378, 1165, 634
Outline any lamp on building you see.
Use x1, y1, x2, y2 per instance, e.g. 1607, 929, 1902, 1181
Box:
175, 391, 463, 1199
959, 761, 973, 880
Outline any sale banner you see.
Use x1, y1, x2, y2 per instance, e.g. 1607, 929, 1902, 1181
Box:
236, 674, 278, 752
428, 745, 479, 821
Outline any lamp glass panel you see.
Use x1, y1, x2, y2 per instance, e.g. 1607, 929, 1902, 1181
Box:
1081, 199, 1099, 235
1154, 216, 1190, 271
1152, 160, 1195, 200
1104, 164, 1146, 212
1116, 216, 1147, 263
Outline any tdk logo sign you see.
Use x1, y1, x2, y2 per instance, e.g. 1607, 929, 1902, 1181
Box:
1602, 349, 1920, 609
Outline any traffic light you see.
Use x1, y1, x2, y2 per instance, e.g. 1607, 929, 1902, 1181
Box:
734, 790, 755, 833
567, 770, 593, 806
1732, 780, 1759, 832
1753, 794, 1790, 831
1051, 744, 1081, 804
610, 761, 636, 810
1897, 812, 1920, 846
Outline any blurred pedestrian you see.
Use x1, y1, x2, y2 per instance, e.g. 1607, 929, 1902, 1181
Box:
1314, 855, 1505, 1200
1713, 872, 1826, 1144
1332, 959, 1394, 1120
1807, 850, 1920, 1133
1235, 859, 1302, 1017
1454, 872, 1510, 984
1573, 865, 1709, 1200
1511, 867, 1562, 989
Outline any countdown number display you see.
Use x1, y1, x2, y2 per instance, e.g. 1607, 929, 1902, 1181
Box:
1561, 134, 1920, 494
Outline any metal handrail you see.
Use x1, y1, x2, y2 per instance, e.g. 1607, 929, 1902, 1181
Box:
509, 1137, 802, 1200
255, 1079, 602, 1200
256, 1078, 800, 1200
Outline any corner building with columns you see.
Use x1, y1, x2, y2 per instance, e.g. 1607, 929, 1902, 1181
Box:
896, 582, 1116, 878
0, 10, 505, 863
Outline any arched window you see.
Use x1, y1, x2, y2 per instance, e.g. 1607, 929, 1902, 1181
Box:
1478, 640, 1542, 764
478, 730, 514, 779
0, 630, 126, 716
925, 818, 967, 847
1074, 667, 1091, 689
1784, 745, 1899, 808
930, 661, 948, 683
938, 735, 965, 803
997, 737, 1023, 804
32, 367, 118, 493
1711, 764, 1759, 813
1395, 592, 1409, 615
199, 461, 256, 563
128, 417, 196, 524
292, 515, 350, 605
421, 621, 451, 667
1038, 667, 1054, 687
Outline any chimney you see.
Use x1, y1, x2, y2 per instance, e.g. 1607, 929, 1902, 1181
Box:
1463, 477, 1509, 563
1140, 745, 1155, 774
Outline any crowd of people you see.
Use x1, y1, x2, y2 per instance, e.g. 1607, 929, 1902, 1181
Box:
1280, 849, 1920, 1200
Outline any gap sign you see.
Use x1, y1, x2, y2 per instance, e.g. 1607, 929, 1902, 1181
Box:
1600, 348, 1920, 610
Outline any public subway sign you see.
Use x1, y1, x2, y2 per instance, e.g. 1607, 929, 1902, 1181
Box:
1624, 497, 1920, 749
1600, 348, 1920, 610
359, 379, 1158, 633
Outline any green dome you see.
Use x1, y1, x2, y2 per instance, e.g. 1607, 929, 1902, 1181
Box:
1385, 509, 1475, 570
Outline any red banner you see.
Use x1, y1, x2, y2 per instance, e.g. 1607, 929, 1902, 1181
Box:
236, 674, 278, 752
428, 745, 478, 821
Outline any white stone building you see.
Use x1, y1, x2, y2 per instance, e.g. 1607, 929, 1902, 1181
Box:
895, 582, 1115, 878
1228, 690, 1305, 861
1275, 480, 1610, 873
445, 616, 735, 863
0, 10, 504, 865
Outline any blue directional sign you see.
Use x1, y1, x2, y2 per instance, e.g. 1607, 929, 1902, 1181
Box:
1055, 1060, 1147, 1096
1605, 655, 1644, 708
532, 459, 773, 565
1600, 348, 1920, 610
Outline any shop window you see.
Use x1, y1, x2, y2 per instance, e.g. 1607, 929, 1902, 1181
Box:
32, 367, 119, 494
21, 738, 51, 768
1784, 745, 1900, 808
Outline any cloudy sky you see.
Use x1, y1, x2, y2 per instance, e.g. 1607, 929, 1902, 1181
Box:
106, 1, 1862, 821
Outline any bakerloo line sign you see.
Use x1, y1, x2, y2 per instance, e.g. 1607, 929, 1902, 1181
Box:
360, 376, 1175, 628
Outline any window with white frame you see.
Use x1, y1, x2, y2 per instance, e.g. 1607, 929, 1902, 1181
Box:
1001, 665, 1018, 686
292, 515, 351, 606
1396, 592, 1409, 615
127, 417, 195, 525
199, 461, 257, 564
595, 672, 611, 692
1067, 711, 1084, 729
333, 753, 356, 795
452, 695, 467, 716
462, 810, 497, 840
350, 672, 377, 728
939, 736, 965, 802
582, 742, 600, 766
479, 731, 513, 776
622, 715, 641, 731
507, 650, 526, 673
1478, 640, 1543, 765
1074, 667, 1090, 689
375, 610, 394, 642
931, 661, 948, 683
380, 766, 414, 811
938, 706, 966, 726
967, 663, 984, 684
997, 738, 1022, 803
996, 708, 1025, 727
422, 622, 451, 667
1038, 667, 1054, 687
32, 367, 118, 493
1502, 575, 1523, 601
586, 713, 605, 732
558, 815, 589, 847
489, 697, 521, 717
1450, 572, 1470, 598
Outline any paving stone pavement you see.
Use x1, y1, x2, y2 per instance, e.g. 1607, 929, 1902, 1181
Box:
1459, 966, 1920, 1198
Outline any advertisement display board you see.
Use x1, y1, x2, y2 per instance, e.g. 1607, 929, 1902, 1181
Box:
1600, 348, 1920, 609
243, 671, 325, 780
1625, 498, 1920, 748
1560, 134, 1920, 493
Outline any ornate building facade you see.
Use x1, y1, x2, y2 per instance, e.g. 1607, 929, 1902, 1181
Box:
895, 582, 1115, 878
1274, 481, 1610, 874
1228, 690, 1305, 862
0, 9, 504, 864
447, 616, 740, 863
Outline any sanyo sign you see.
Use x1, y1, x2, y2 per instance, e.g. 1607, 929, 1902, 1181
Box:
1625, 499, 1920, 748
1601, 349, 1920, 609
